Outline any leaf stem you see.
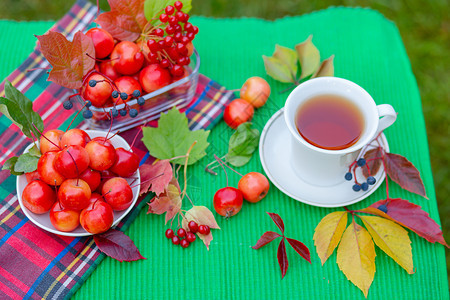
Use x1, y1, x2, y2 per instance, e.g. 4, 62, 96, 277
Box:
214, 154, 229, 186
214, 155, 244, 177
180, 141, 197, 201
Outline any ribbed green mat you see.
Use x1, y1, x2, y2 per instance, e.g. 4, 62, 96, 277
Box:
0, 7, 448, 300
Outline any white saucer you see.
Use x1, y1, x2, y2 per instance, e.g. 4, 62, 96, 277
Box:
259, 109, 389, 208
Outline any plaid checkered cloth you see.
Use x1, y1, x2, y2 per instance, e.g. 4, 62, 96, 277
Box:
0, 0, 234, 299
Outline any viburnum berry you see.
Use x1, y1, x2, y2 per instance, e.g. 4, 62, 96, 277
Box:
89, 79, 97, 87
160, 59, 170, 68
168, 16, 178, 26
174, 1, 183, 10
154, 28, 164, 37
367, 176, 376, 185
63, 100, 73, 110
352, 184, 361, 192
165, 228, 174, 239
177, 57, 187, 65
188, 221, 198, 233
177, 228, 186, 238
112, 90, 119, 98
186, 232, 196, 243
164, 36, 174, 47
132, 90, 141, 98
148, 52, 158, 63
180, 36, 190, 45
157, 40, 166, 49
129, 109, 138, 118
198, 225, 210, 235
173, 24, 182, 33
175, 11, 184, 21
165, 5, 175, 15
172, 236, 180, 245
193, 26, 199, 34
180, 239, 189, 248
119, 109, 127, 116
137, 97, 145, 106
378, 204, 388, 213
344, 172, 352, 181
82, 109, 93, 119
147, 39, 158, 51
185, 23, 193, 32
176, 43, 187, 55
186, 32, 195, 41
159, 13, 168, 23
357, 158, 366, 167
173, 32, 182, 42
170, 64, 184, 76
166, 25, 175, 34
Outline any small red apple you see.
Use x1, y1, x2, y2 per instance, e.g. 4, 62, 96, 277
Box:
49, 201, 81, 232
102, 177, 133, 211
80, 194, 114, 234
22, 180, 56, 214
58, 179, 91, 211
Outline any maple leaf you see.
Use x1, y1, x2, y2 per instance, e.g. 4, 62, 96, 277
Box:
313, 211, 347, 265
336, 222, 375, 298
365, 198, 449, 247
142, 107, 210, 165
96, 0, 147, 42
139, 160, 173, 196
36, 31, 95, 89
384, 153, 427, 198
359, 215, 413, 274
93, 229, 146, 262
362, 147, 383, 178
147, 178, 182, 224
182, 206, 220, 250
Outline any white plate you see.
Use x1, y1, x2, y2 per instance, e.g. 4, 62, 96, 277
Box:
259, 109, 388, 208
16, 130, 140, 236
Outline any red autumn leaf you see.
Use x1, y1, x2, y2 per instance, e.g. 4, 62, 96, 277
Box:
366, 198, 448, 247
96, 0, 148, 42
147, 178, 181, 224
286, 238, 311, 263
139, 160, 173, 196
384, 153, 427, 198
267, 212, 285, 233
36, 31, 95, 89
252, 231, 282, 249
277, 238, 289, 279
93, 229, 146, 262
363, 147, 383, 177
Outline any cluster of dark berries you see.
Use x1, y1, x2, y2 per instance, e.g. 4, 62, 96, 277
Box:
147, 1, 198, 77
345, 158, 377, 192
165, 221, 210, 249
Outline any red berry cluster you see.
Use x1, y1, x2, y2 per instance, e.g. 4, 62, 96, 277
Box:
165, 221, 210, 248
147, 1, 199, 77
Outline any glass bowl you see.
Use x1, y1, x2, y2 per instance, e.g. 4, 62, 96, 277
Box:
75, 49, 200, 132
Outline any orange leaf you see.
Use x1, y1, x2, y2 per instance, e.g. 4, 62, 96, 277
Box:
313, 211, 347, 265
36, 31, 95, 89
182, 206, 220, 250
96, 0, 148, 42
147, 179, 181, 224
337, 222, 375, 298
139, 160, 173, 196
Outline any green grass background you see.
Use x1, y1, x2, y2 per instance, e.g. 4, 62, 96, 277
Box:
0, 0, 448, 276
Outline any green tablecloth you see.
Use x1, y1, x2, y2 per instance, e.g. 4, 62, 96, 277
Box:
0, 7, 448, 300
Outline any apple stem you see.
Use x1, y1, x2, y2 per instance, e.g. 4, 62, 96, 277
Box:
65, 149, 80, 185
32, 123, 62, 150
103, 112, 114, 144
66, 101, 88, 132
180, 141, 197, 201
214, 154, 229, 187
130, 173, 165, 189
105, 130, 120, 142
214, 155, 244, 177
129, 126, 143, 150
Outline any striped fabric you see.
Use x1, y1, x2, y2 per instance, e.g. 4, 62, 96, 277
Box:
0, 0, 234, 299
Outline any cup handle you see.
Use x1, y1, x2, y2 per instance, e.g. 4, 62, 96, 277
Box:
376, 104, 397, 134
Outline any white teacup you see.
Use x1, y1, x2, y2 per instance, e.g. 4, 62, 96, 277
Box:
284, 77, 397, 187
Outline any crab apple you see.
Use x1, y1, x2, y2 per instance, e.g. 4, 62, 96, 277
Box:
58, 179, 91, 211
111, 41, 144, 75
54, 145, 90, 178
240, 76, 271, 108
102, 177, 133, 211
22, 180, 56, 214
114, 76, 142, 102
79, 168, 101, 191
49, 201, 80, 232
139, 64, 172, 93
223, 98, 255, 129
86, 27, 114, 59
109, 148, 140, 178
99, 60, 120, 81
40, 129, 63, 154
85, 137, 116, 171
38, 151, 65, 186
213, 187, 244, 218
60, 128, 91, 148
25, 170, 41, 183
238, 172, 270, 203
82, 73, 113, 107
80, 197, 114, 234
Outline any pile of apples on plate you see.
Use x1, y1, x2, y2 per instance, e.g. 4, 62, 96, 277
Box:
22, 128, 139, 234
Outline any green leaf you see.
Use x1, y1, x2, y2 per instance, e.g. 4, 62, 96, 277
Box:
273, 45, 298, 79
14, 153, 39, 173
2, 156, 23, 175
142, 107, 209, 165
263, 55, 295, 83
28, 145, 42, 157
295, 35, 320, 79
0, 81, 44, 139
144, 0, 192, 23
225, 123, 260, 167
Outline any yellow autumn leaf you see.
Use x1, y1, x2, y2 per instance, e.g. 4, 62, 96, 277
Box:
313, 55, 335, 78
337, 222, 375, 298
360, 215, 414, 274
313, 211, 347, 265
295, 35, 320, 79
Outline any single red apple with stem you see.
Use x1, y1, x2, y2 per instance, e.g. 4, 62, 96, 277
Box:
85, 137, 116, 171
54, 145, 90, 178
80, 194, 114, 234
22, 180, 56, 214
60, 129, 91, 148
109, 147, 140, 178
40, 129, 63, 154
49, 201, 81, 232
102, 177, 133, 211
38, 151, 65, 186
58, 179, 92, 211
